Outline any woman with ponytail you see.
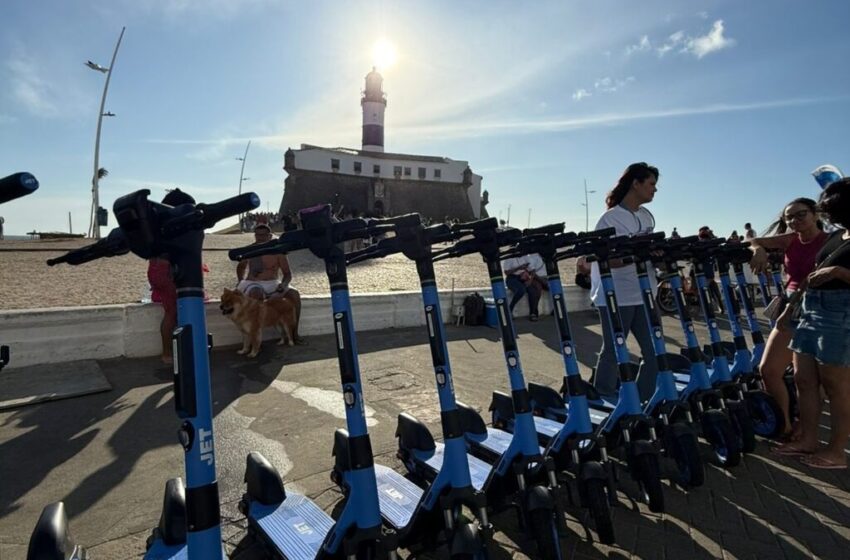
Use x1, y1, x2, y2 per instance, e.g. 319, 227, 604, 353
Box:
589, 162, 660, 398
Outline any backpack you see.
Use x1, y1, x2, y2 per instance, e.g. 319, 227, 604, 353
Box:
463, 292, 486, 326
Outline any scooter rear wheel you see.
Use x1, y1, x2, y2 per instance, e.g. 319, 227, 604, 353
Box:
584, 478, 615, 545
747, 390, 785, 438
701, 410, 741, 468
528, 508, 563, 560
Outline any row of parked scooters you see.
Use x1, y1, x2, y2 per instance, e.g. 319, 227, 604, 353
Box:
25, 189, 784, 560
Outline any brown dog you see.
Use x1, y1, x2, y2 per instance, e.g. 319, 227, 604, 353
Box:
220, 288, 297, 357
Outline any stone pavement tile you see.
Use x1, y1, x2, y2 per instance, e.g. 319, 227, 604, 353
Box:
739, 510, 781, 545
720, 534, 784, 559
774, 535, 816, 560
709, 496, 748, 536
688, 527, 725, 559
755, 484, 792, 517
822, 520, 850, 543
779, 526, 843, 559
634, 526, 689, 560
786, 499, 839, 531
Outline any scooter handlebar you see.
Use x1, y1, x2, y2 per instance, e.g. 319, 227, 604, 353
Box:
451, 216, 498, 233
197, 193, 261, 229
578, 227, 616, 240
0, 172, 39, 205
47, 228, 130, 266
522, 222, 565, 236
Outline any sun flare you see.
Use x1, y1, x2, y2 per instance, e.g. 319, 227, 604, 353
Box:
372, 38, 397, 70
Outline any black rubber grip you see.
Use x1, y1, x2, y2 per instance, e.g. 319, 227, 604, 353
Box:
186, 482, 221, 532
733, 335, 747, 351
0, 172, 39, 204
198, 193, 260, 228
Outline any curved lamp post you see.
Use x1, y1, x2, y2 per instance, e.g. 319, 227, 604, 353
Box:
87, 26, 125, 239
235, 140, 251, 228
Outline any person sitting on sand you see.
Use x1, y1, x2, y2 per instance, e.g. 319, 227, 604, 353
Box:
235, 223, 303, 342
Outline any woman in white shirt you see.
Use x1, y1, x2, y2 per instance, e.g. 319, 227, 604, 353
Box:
590, 162, 659, 398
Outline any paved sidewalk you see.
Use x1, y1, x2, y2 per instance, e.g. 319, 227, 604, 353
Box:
1, 311, 848, 559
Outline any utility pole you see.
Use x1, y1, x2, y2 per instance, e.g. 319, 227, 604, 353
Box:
582, 179, 597, 231
68, 212, 73, 234
527, 208, 532, 228
506, 204, 512, 226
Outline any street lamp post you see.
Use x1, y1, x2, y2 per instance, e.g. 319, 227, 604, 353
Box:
236, 140, 251, 229
87, 26, 125, 240
581, 178, 597, 231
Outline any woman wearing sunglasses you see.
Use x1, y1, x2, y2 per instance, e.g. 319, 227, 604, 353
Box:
749, 198, 827, 441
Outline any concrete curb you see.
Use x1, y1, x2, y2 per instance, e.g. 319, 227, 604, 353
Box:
0, 286, 591, 369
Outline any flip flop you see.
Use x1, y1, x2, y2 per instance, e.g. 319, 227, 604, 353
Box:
800, 455, 847, 470
771, 444, 815, 457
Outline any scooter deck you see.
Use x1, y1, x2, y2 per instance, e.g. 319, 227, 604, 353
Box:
411, 441, 492, 491
249, 492, 334, 560
142, 541, 188, 560
468, 427, 545, 456
374, 464, 422, 530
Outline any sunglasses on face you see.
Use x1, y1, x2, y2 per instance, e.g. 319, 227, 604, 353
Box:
783, 210, 810, 221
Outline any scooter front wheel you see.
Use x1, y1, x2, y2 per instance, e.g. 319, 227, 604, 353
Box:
633, 453, 665, 513
584, 478, 615, 545
528, 508, 563, 560
747, 390, 785, 438
729, 403, 757, 453
669, 429, 705, 487
701, 410, 741, 468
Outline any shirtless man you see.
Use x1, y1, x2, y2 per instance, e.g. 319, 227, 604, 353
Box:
236, 224, 303, 342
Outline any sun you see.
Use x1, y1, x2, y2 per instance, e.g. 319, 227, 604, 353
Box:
372, 38, 397, 71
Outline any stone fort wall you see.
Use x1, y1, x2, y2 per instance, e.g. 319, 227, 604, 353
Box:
280, 169, 476, 221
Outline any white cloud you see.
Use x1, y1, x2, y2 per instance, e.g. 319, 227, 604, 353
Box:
684, 20, 736, 58
5, 51, 61, 116
390, 96, 845, 141
697, 11, 709, 20
594, 76, 635, 93
572, 88, 592, 101
657, 31, 686, 57
625, 35, 652, 56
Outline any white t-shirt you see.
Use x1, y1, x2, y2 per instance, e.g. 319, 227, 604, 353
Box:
589, 205, 658, 307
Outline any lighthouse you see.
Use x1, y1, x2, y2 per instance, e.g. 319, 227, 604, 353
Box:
361, 67, 386, 152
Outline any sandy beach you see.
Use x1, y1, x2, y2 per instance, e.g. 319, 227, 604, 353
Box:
0, 234, 578, 310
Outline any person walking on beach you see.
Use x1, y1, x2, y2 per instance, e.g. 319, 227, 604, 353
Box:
744, 222, 757, 240
236, 223, 304, 342
589, 162, 660, 399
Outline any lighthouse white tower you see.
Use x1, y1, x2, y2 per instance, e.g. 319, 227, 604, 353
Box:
361, 67, 386, 152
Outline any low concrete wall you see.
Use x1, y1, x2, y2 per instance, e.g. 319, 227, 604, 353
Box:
0, 286, 592, 369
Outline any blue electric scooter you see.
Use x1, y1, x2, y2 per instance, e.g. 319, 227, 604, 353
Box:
429, 217, 568, 559
229, 204, 399, 560
716, 245, 785, 438
665, 241, 757, 455
32, 189, 259, 560
490, 224, 618, 543
652, 236, 742, 468
612, 233, 706, 487
526, 232, 666, 513
338, 213, 492, 557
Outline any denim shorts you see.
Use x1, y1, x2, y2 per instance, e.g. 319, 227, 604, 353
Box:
789, 288, 850, 366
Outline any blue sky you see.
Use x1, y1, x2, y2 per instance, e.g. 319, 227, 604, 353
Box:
1, 0, 849, 236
